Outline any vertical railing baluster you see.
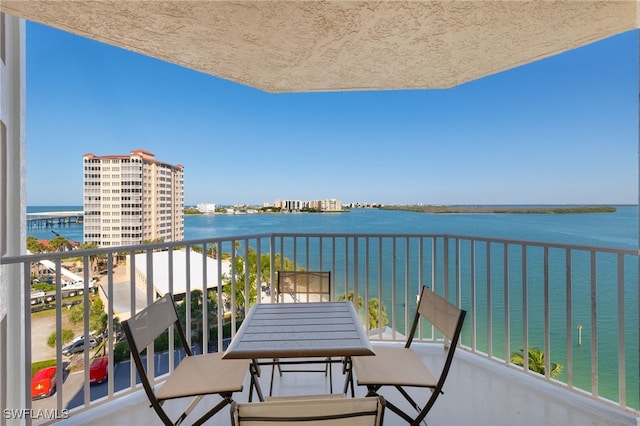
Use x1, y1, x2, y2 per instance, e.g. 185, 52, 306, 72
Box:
504, 242, 509, 365
256, 237, 261, 305
590, 250, 598, 397
543, 246, 550, 379
378, 236, 384, 340
293, 237, 298, 271
432, 236, 438, 294
617, 253, 626, 406
23, 262, 32, 414
145, 248, 155, 386
487, 242, 492, 358
444, 237, 449, 301
345, 237, 350, 297
471, 240, 476, 351
216, 241, 223, 351
107, 253, 115, 397
202, 243, 208, 354
522, 245, 528, 373
391, 237, 396, 339
354, 237, 359, 306
418, 237, 424, 340
456, 238, 461, 310
565, 249, 573, 388
331, 236, 336, 296
129, 251, 137, 388
405, 237, 410, 332
168, 248, 175, 364
364, 237, 370, 331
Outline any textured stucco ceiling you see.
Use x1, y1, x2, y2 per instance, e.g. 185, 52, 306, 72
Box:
2, 1, 638, 93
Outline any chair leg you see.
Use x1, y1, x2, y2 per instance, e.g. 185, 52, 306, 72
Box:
395, 385, 422, 413
342, 358, 356, 397
269, 359, 277, 397
328, 358, 333, 393
175, 394, 205, 426
190, 394, 233, 426
381, 398, 417, 425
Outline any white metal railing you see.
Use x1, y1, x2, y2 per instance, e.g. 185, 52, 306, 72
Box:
2, 233, 638, 421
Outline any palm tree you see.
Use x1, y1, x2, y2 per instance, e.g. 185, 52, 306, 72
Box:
27, 236, 46, 278
510, 347, 563, 378
49, 235, 70, 252
174, 290, 218, 342
339, 291, 388, 329
366, 297, 388, 330
78, 242, 100, 272
221, 246, 297, 315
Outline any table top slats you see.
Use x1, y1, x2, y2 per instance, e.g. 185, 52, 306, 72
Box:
222, 302, 374, 359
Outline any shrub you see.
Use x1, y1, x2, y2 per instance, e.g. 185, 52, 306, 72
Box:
113, 341, 131, 363
46, 329, 74, 348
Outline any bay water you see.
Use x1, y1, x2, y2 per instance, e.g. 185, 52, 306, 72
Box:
27, 205, 638, 249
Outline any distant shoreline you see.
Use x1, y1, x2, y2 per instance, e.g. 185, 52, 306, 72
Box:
379, 205, 618, 214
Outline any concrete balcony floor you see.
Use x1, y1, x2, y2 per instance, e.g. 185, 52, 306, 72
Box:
64, 342, 637, 426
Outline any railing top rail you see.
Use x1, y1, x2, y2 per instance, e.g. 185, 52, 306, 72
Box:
2, 232, 635, 265
269, 232, 637, 255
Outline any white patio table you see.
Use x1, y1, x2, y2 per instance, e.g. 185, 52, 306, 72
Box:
222, 301, 374, 401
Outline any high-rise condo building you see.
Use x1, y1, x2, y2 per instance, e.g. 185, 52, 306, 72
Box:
83, 150, 184, 247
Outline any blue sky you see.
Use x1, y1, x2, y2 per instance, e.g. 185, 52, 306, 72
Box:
26, 22, 638, 206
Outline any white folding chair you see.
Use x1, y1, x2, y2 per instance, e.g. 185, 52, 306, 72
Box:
122, 293, 250, 426
352, 286, 466, 425
270, 271, 333, 396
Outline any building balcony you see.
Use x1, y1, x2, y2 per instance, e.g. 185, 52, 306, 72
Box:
2, 233, 638, 425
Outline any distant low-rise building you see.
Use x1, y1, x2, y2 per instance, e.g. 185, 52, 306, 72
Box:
197, 203, 216, 213
276, 198, 343, 212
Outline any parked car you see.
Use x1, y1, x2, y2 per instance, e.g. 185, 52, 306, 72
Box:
62, 336, 98, 356
89, 356, 108, 384
31, 366, 56, 399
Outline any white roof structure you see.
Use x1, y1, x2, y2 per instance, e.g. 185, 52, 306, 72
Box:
133, 248, 230, 298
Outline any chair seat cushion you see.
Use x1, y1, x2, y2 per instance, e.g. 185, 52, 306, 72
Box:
156, 352, 250, 400
352, 346, 437, 388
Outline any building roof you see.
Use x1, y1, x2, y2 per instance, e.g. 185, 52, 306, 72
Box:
134, 248, 230, 297
82, 150, 183, 169
3, 1, 637, 93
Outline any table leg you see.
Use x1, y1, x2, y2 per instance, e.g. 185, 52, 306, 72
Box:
342, 357, 355, 397
249, 359, 264, 402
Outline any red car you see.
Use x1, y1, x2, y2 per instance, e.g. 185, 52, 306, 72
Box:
89, 356, 108, 384
31, 366, 57, 399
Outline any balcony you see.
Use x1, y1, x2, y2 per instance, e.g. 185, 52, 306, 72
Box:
2, 233, 638, 425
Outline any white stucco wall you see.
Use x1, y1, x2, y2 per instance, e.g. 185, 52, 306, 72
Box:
0, 12, 27, 425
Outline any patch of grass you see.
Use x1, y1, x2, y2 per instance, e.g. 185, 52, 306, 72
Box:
31, 359, 57, 377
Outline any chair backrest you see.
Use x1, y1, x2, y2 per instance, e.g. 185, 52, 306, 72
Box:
276, 271, 331, 303
121, 293, 191, 419
406, 285, 466, 423
123, 293, 186, 354
230, 395, 385, 426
